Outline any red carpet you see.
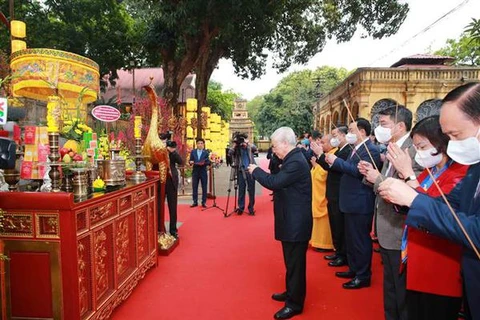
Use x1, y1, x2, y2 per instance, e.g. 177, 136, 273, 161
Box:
112, 159, 384, 320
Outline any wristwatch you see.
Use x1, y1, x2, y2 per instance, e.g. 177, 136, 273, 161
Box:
404, 175, 416, 182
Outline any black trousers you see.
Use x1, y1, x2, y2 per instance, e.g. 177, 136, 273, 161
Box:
327, 200, 346, 258
192, 168, 208, 205
165, 177, 178, 234
406, 289, 462, 320
344, 212, 373, 280
281, 241, 309, 312
380, 247, 407, 320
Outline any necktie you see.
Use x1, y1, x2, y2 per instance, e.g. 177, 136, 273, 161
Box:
350, 148, 356, 159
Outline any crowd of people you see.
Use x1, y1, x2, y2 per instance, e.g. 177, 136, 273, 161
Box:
247, 82, 480, 320
161, 82, 480, 320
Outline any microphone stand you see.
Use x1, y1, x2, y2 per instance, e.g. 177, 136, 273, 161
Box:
202, 164, 224, 214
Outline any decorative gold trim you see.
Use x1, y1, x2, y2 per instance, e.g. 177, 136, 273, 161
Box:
35, 213, 60, 239
1, 213, 33, 238
4, 240, 63, 320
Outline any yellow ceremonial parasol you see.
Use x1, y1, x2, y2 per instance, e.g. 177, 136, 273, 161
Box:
10, 48, 99, 103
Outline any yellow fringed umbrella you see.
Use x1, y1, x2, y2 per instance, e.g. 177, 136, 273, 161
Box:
10, 48, 99, 103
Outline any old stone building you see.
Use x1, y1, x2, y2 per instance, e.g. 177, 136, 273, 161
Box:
314, 55, 480, 133
229, 98, 254, 142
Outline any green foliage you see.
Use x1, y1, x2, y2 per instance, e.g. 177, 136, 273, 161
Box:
206, 81, 239, 121
255, 66, 349, 137
0, 0, 139, 87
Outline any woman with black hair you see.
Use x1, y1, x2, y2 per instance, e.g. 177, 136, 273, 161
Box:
387, 115, 468, 320
378, 82, 480, 319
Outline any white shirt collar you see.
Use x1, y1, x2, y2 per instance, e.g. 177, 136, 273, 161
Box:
395, 132, 410, 147
355, 138, 370, 150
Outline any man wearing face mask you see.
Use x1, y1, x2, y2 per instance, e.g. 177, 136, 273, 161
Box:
377, 82, 480, 320
359, 106, 423, 320
324, 118, 381, 289
311, 126, 350, 267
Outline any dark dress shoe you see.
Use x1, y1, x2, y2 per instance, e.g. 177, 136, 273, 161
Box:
235, 208, 243, 215
248, 211, 255, 216
342, 277, 371, 289
201, 203, 207, 208
190, 203, 198, 207
335, 271, 355, 279
274, 306, 302, 319
271, 292, 287, 302
313, 247, 333, 253
324, 254, 338, 260
328, 257, 347, 267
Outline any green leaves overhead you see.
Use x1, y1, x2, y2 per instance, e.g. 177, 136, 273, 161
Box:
253, 66, 349, 137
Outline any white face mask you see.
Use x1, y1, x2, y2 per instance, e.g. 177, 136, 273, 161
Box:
330, 137, 340, 148
346, 133, 358, 144
446, 128, 480, 165
374, 126, 392, 144
414, 148, 443, 168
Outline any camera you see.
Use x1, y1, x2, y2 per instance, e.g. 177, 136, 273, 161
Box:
232, 132, 248, 148
166, 140, 177, 148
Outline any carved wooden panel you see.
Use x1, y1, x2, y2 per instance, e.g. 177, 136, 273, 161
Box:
35, 214, 60, 239
77, 235, 92, 318
118, 194, 132, 214
133, 188, 149, 204
136, 204, 149, 263
93, 224, 114, 304
148, 201, 155, 252
115, 214, 135, 283
90, 201, 117, 225
76, 210, 88, 234
2, 213, 33, 238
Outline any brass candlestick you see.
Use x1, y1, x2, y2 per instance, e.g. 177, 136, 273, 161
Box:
130, 138, 146, 182
48, 132, 61, 192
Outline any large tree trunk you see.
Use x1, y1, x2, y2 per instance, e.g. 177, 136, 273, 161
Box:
160, 23, 220, 112
194, 45, 224, 139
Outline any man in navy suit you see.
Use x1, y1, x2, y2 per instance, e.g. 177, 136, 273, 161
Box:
248, 126, 312, 320
378, 82, 480, 319
325, 118, 381, 289
189, 138, 210, 208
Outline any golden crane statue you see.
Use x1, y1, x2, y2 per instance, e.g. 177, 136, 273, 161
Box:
142, 78, 169, 183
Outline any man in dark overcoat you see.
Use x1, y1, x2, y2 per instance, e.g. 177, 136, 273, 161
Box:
248, 126, 312, 320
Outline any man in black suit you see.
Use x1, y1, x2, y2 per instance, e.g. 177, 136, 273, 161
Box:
311, 126, 350, 267
248, 126, 312, 320
165, 141, 183, 238
325, 118, 381, 289
189, 138, 210, 207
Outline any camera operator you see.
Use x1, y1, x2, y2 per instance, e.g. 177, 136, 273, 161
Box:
228, 133, 257, 215
165, 140, 183, 238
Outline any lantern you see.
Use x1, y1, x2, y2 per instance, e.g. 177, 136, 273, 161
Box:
11, 20, 26, 38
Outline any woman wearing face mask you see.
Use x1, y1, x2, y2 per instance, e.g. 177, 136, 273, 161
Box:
386, 115, 468, 320
377, 82, 480, 320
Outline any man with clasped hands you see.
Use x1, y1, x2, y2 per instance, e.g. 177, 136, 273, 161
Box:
189, 138, 210, 208
248, 127, 312, 320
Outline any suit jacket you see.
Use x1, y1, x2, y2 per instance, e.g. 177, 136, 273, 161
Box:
168, 150, 183, 187
407, 162, 467, 297
406, 163, 479, 316
318, 144, 351, 202
189, 149, 210, 173
331, 139, 381, 215
252, 148, 313, 242
373, 137, 423, 250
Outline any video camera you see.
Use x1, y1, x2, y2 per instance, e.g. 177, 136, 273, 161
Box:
232, 132, 248, 148
226, 132, 249, 167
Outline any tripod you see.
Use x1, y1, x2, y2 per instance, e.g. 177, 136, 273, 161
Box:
202, 165, 224, 213
224, 163, 240, 217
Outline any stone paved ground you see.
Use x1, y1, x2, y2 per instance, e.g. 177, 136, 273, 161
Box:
177, 152, 266, 204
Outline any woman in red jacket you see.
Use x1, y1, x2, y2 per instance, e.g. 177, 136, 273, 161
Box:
387, 115, 468, 320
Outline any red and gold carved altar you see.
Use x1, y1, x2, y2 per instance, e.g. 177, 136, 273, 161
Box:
0, 176, 158, 319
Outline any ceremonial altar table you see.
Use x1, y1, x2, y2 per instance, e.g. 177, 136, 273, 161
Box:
0, 176, 159, 319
